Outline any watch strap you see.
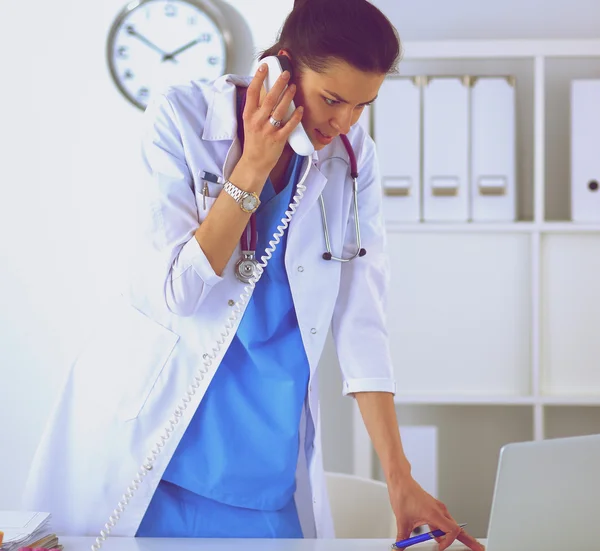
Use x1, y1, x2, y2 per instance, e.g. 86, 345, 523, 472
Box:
224, 180, 260, 212
223, 180, 247, 203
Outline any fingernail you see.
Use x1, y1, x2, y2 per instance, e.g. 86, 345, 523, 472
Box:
283, 71, 290, 79
258, 64, 266, 72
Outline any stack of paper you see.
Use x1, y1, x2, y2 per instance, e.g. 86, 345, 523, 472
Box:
0, 511, 61, 551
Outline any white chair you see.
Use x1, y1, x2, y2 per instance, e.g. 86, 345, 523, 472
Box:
325, 471, 396, 539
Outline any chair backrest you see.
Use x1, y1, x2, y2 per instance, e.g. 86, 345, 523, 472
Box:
325, 471, 396, 539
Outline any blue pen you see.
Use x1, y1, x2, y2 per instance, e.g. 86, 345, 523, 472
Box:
392, 523, 467, 549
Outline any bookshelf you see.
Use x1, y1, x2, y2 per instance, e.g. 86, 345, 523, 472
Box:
352, 38, 600, 537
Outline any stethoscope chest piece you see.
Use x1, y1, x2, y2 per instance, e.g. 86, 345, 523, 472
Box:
235, 251, 258, 283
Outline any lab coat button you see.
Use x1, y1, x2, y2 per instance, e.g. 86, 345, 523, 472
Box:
144, 464, 153, 471
297, 266, 304, 272
228, 299, 235, 306
310, 328, 317, 334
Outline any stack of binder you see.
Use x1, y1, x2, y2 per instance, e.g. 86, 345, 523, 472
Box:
374, 74, 517, 223
0, 511, 61, 551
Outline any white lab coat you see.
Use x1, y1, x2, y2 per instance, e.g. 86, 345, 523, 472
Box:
22, 74, 396, 538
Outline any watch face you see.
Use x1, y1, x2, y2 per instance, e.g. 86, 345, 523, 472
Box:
241, 194, 259, 212
107, 0, 230, 110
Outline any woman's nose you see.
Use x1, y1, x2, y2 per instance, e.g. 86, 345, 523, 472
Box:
330, 110, 353, 135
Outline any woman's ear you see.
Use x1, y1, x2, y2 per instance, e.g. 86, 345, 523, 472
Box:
277, 49, 292, 61
276, 49, 298, 83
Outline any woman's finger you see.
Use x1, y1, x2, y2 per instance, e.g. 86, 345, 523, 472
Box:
427, 523, 444, 545
431, 516, 461, 551
259, 70, 292, 116
457, 528, 486, 551
279, 103, 304, 140
245, 63, 268, 112
392, 523, 415, 551
269, 83, 296, 124
436, 500, 451, 516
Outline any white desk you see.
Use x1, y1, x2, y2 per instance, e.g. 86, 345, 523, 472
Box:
61, 537, 485, 550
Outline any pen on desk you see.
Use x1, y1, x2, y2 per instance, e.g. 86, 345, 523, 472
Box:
391, 523, 468, 549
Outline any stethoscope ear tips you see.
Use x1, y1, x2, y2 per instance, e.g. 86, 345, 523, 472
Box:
359, 248, 367, 257
322, 252, 333, 261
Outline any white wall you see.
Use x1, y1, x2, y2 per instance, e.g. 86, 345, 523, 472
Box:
1, 0, 599, 533
0, 0, 294, 511
375, 0, 600, 41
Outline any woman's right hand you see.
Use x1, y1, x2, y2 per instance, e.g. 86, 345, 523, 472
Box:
238, 63, 305, 177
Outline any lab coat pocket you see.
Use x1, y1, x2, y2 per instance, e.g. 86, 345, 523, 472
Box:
74, 301, 179, 423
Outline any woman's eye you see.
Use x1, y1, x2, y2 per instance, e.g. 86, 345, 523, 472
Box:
324, 97, 339, 106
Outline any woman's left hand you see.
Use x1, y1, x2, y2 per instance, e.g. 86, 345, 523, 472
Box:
388, 473, 485, 551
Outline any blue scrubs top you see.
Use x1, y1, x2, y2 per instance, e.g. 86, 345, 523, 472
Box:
137, 152, 310, 538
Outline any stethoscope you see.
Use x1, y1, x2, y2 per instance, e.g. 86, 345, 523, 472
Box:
234, 134, 366, 284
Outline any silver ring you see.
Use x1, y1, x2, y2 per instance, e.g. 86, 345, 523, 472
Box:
269, 116, 282, 128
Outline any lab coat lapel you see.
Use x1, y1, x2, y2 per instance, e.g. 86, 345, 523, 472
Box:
289, 153, 328, 229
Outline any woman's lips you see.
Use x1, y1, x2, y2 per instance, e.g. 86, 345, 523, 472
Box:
315, 128, 334, 144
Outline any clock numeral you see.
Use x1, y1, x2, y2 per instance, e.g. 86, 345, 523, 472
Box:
188, 15, 197, 25
118, 46, 129, 59
124, 69, 134, 80
138, 87, 150, 98
198, 33, 212, 43
208, 56, 220, 66
165, 3, 177, 17
125, 24, 136, 35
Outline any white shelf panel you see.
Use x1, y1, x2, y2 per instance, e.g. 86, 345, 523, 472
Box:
394, 394, 535, 406
385, 222, 600, 233
394, 395, 600, 406
541, 223, 600, 233
541, 395, 600, 406
386, 233, 532, 396
541, 234, 600, 395
402, 39, 600, 59
385, 222, 535, 233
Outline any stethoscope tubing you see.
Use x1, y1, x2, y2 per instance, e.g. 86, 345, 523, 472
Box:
238, 133, 366, 272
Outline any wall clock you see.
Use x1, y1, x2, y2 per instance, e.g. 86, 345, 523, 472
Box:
107, 0, 234, 110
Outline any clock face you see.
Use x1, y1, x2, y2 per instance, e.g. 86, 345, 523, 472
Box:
107, 0, 230, 110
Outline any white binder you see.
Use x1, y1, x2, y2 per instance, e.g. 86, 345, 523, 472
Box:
373, 77, 421, 223
571, 79, 600, 223
470, 77, 517, 221
423, 77, 470, 222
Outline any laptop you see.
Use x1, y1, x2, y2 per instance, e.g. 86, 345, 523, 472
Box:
486, 433, 600, 551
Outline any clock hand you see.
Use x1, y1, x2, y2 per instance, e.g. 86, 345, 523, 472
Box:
126, 25, 177, 63
163, 38, 202, 61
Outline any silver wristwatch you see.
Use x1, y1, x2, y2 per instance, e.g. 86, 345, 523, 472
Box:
223, 180, 260, 213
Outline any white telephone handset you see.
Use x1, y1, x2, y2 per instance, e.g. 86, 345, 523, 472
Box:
262, 55, 315, 156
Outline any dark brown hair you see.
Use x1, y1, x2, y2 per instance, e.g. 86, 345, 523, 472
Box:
258, 0, 402, 76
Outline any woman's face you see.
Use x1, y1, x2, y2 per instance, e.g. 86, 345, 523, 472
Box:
290, 56, 386, 150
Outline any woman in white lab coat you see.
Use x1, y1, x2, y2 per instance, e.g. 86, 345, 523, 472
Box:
23, 0, 483, 549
